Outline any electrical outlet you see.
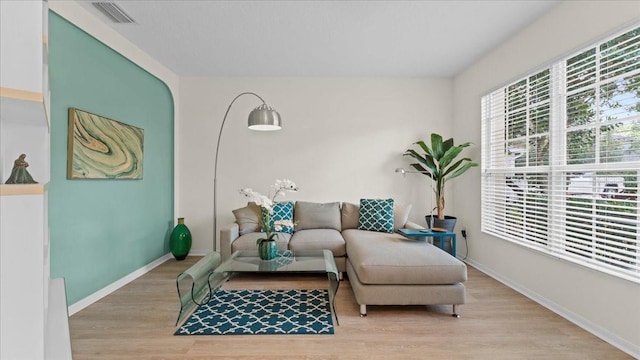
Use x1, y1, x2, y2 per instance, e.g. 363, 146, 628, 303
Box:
461, 229, 467, 238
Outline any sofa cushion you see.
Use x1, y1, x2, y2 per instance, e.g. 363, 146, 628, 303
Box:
393, 203, 413, 230
294, 201, 341, 231
343, 229, 467, 285
342, 201, 412, 231
358, 198, 395, 233
341, 202, 360, 230
232, 202, 262, 235
231, 232, 291, 253
262, 201, 294, 234
289, 229, 346, 256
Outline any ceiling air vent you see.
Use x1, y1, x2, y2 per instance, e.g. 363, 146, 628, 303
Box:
92, 2, 136, 24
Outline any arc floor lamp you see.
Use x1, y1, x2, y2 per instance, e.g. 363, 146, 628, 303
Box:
213, 92, 282, 250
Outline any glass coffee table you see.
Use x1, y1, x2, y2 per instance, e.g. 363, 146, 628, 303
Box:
209, 249, 340, 325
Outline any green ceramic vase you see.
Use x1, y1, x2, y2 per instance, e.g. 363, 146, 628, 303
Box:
170, 218, 192, 261
258, 240, 277, 260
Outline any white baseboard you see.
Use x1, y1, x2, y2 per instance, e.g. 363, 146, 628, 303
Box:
68, 253, 173, 316
465, 259, 640, 359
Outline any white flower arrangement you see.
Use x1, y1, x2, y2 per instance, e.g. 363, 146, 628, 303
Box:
239, 188, 274, 211
273, 219, 294, 232
239, 179, 298, 245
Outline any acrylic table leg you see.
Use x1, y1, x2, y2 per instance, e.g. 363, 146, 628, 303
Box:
327, 271, 340, 325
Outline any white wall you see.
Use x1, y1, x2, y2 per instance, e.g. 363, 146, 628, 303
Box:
452, 1, 640, 357
178, 77, 453, 251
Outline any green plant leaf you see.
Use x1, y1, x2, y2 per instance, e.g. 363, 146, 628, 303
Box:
414, 141, 437, 160
430, 133, 444, 158
442, 137, 454, 152
409, 163, 435, 180
403, 149, 425, 161
439, 146, 464, 168
423, 155, 437, 173
442, 158, 468, 177
457, 141, 473, 148
445, 162, 478, 181
404, 150, 437, 173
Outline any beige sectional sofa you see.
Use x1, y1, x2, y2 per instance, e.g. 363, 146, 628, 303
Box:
220, 200, 467, 317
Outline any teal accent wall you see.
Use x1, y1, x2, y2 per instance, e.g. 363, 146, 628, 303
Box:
48, 12, 174, 305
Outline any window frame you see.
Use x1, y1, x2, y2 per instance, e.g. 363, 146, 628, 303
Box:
481, 25, 640, 283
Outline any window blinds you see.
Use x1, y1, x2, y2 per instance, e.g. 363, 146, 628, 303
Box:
481, 26, 640, 282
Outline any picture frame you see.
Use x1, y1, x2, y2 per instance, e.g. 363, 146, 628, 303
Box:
67, 108, 144, 179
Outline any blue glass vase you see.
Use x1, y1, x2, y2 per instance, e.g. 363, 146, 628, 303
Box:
258, 240, 277, 260
170, 217, 192, 261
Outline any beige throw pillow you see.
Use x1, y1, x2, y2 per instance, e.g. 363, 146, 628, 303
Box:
232, 202, 262, 235
341, 202, 360, 230
294, 201, 341, 231
393, 203, 413, 230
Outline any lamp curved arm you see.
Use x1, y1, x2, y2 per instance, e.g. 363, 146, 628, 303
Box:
214, 92, 266, 179
213, 92, 267, 251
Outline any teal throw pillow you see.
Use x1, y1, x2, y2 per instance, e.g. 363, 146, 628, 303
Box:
262, 201, 294, 234
358, 198, 395, 233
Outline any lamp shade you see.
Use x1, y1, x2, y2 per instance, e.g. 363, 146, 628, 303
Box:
248, 103, 282, 131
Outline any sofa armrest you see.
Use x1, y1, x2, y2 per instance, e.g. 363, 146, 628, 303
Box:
220, 222, 239, 261
405, 221, 426, 230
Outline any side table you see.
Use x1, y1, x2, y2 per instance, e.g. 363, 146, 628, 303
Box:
398, 228, 457, 257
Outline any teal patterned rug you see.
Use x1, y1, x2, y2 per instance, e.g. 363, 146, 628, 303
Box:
175, 289, 334, 335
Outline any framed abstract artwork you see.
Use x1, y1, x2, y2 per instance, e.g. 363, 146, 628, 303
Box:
67, 108, 144, 179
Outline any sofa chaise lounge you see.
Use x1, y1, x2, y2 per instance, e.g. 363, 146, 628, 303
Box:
220, 200, 467, 317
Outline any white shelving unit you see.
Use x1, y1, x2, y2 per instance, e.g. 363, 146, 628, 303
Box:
0, 0, 50, 183
0, 1, 70, 359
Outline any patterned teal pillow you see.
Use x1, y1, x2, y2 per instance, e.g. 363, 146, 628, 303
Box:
358, 198, 395, 233
262, 201, 294, 234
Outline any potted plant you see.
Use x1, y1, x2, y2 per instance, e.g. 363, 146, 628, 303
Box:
239, 179, 298, 260
403, 133, 478, 231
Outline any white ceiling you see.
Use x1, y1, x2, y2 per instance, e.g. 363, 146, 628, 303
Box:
76, 0, 559, 77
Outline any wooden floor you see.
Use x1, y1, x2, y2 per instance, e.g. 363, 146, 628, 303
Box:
69, 256, 632, 359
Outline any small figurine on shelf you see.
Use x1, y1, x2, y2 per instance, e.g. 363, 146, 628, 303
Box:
5, 154, 38, 184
